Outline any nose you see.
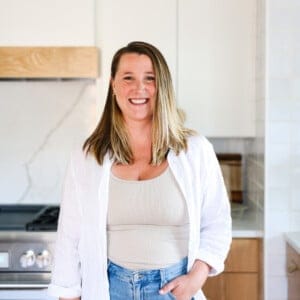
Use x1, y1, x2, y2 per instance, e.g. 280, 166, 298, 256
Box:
135, 79, 145, 91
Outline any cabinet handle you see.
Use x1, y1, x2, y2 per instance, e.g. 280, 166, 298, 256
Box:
287, 260, 299, 273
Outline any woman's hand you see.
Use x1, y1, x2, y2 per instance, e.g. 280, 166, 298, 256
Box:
159, 260, 211, 300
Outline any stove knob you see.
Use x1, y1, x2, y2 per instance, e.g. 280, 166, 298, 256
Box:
36, 250, 52, 268
20, 250, 36, 268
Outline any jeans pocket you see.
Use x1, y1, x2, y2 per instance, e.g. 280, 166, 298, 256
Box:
168, 293, 195, 300
160, 280, 175, 299
167, 292, 176, 300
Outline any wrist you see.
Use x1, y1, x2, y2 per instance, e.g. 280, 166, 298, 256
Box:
185, 259, 211, 293
189, 259, 211, 280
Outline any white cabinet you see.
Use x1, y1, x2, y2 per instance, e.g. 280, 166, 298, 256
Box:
96, 0, 177, 101
177, 0, 256, 137
97, 0, 256, 137
0, 0, 95, 45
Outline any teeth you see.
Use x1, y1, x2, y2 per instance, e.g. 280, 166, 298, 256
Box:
129, 98, 147, 104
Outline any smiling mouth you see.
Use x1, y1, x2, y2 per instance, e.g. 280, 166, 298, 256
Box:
129, 98, 149, 105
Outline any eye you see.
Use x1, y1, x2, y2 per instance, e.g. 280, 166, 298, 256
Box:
123, 76, 133, 81
145, 75, 155, 82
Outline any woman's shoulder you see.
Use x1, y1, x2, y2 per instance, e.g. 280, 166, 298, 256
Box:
184, 134, 218, 171
186, 133, 214, 153
68, 147, 105, 174
69, 147, 89, 164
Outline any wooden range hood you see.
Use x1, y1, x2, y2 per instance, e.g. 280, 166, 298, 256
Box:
0, 47, 99, 79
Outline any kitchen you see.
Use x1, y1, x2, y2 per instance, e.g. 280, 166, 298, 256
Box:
0, 0, 299, 299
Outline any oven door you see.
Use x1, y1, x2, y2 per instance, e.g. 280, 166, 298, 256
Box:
0, 289, 54, 300
0, 273, 54, 300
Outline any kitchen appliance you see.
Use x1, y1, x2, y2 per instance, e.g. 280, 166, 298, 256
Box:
217, 153, 243, 203
0, 205, 59, 289
217, 153, 249, 219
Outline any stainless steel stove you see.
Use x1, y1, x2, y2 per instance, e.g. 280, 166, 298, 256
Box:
0, 205, 59, 289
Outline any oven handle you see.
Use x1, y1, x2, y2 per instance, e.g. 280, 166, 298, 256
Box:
0, 283, 48, 289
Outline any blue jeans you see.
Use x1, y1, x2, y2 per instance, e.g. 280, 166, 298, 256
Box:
107, 257, 194, 300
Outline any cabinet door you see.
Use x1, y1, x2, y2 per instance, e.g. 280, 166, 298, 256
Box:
287, 244, 300, 300
202, 274, 225, 300
0, 0, 95, 45
203, 273, 258, 300
178, 0, 256, 137
225, 238, 259, 272
224, 273, 258, 300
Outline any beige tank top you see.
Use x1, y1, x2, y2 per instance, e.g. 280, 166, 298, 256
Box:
107, 167, 189, 270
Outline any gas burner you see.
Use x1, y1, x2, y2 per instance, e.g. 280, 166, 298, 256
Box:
0, 205, 59, 231
26, 206, 60, 231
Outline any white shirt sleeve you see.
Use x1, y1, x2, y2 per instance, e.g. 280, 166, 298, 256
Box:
196, 140, 232, 276
48, 153, 82, 298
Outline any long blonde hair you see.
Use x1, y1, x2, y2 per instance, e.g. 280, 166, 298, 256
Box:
83, 41, 194, 165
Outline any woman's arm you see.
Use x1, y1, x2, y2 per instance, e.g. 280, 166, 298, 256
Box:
160, 137, 232, 299
48, 153, 82, 299
195, 140, 232, 276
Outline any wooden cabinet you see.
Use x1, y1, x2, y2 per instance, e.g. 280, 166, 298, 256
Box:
224, 273, 258, 300
225, 238, 259, 272
0, 47, 99, 79
177, 0, 256, 137
202, 274, 226, 300
286, 244, 300, 300
203, 238, 262, 300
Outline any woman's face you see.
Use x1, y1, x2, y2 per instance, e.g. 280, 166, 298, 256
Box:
111, 53, 156, 125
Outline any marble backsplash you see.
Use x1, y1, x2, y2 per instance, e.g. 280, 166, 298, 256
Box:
0, 80, 98, 204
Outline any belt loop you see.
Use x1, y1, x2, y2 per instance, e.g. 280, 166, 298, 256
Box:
160, 267, 167, 286
107, 259, 111, 269
133, 272, 140, 282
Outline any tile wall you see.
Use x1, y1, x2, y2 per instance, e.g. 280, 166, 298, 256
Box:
209, 137, 253, 205
265, 0, 300, 299
246, 0, 265, 213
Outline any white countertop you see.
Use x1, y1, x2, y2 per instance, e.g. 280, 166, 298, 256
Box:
285, 232, 300, 254
232, 209, 263, 238
0, 212, 263, 240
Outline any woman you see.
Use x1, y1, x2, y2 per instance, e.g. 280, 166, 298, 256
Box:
48, 41, 232, 300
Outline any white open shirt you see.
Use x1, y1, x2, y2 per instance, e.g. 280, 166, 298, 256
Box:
48, 135, 232, 300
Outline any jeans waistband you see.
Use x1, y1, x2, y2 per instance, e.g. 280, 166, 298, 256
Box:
107, 257, 188, 283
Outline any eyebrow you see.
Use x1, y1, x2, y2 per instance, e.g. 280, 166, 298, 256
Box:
120, 71, 155, 74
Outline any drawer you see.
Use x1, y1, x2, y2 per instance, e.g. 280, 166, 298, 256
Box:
287, 243, 300, 277
225, 239, 259, 272
224, 273, 258, 300
286, 243, 300, 300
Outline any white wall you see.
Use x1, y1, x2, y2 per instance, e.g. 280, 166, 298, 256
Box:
0, 81, 98, 204
265, 0, 300, 299
0, 0, 95, 45
0, 0, 99, 205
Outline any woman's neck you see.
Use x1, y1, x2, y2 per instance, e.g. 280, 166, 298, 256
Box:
125, 121, 152, 162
